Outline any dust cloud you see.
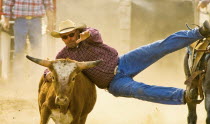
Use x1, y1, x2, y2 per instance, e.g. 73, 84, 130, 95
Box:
0, 0, 208, 124
0, 56, 207, 124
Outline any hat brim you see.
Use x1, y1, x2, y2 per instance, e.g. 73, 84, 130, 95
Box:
51, 23, 87, 38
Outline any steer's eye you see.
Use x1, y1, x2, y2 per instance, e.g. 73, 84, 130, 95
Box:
72, 77, 75, 81
52, 76, 55, 81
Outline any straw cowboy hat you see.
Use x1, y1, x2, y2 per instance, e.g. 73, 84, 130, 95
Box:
51, 19, 86, 38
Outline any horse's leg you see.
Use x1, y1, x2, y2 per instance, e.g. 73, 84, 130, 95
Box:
187, 89, 198, 124
187, 103, 197, 124
184, 52, 198, 124
203, 59, 210, 124
205, 93, 210, 124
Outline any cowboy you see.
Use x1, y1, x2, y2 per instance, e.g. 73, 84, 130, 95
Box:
2, 0, 54, 55
44, 19, 210, 104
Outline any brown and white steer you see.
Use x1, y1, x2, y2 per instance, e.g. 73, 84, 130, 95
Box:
26, 55, 102, 124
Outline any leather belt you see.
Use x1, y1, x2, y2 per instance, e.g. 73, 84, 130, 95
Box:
114, 65, 118, 75
25, 16, 33, 19
20, 16, 41, 20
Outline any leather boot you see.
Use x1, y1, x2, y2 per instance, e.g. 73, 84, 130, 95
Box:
199, 20, 210, 37
184, 88, 198, 104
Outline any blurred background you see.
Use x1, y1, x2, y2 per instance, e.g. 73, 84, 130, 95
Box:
0, 0, 208, 123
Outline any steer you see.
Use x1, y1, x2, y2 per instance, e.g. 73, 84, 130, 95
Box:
26, 55, 102, 124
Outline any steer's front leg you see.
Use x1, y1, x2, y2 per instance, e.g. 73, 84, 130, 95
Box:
40, 103, 51, 124
187, 98, 197, 124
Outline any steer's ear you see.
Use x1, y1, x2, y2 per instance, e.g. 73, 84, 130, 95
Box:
26, 55, 52, 67
77, 60, 103, 70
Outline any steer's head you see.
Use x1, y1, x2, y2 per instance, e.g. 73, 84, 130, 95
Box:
26, 55, 102, 106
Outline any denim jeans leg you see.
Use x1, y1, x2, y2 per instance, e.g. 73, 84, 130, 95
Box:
119, 29, 204, 77
108, 29, 204, 105
108, 75, 185, 105
28, 18, 42, 56
14, 18, 28, 53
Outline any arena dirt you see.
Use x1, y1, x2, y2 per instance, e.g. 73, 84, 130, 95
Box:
0, 55, 207, 124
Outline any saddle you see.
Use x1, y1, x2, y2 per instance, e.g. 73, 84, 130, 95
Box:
185, 38, 210, 104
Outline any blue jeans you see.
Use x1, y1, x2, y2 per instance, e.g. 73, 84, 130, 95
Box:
13, 18, 42, 54
108, 29, 204, 105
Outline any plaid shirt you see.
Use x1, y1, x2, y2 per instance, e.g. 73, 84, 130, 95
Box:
55, 28, 119, 89
3, 0, 54, 19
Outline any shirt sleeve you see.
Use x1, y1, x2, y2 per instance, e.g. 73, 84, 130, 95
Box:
3, 0, 14, 18
86, 28, 103, 44
43, 0, 54, 11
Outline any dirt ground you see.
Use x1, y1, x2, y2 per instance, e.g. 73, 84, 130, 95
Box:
0, 56, 207, 124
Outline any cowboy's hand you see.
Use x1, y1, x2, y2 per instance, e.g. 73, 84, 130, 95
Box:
197, 0, 210, 9
76, 30, 90, 44
1, 17, 10, 31
46, 23, 55, 33
45, 72, 53, 82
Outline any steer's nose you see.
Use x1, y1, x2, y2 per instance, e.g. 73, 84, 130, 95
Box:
55, 96, 69, 105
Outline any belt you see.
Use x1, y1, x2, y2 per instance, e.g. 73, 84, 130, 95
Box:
114, 65, 118, 75
24, 16, 33, 20
20, 16, 41, 20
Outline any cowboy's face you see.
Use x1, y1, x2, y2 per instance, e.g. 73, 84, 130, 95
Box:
60, 30, 80, 48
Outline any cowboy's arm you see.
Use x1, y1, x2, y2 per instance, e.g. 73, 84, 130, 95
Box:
43, 69, 52, 82
44, 0, 55, 32
76, 28, 103, 44
197, 0, 210, 9
1, 16, 10, 30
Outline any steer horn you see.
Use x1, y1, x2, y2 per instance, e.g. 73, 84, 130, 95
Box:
77, 60, 103, 70
26, 55, 51, 67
